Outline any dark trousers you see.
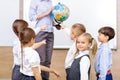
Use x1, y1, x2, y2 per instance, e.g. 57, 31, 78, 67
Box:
12, 65, 21, 80
35, 31, 54, 80
19, 73, 35, 80
97, 73, 113, 80
65, 68, 71, 80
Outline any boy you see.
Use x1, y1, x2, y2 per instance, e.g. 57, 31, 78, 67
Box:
94, 26, 115, 80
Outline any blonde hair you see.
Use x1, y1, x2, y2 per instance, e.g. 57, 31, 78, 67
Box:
71, 23, 86, 37
75, 33, 97, 56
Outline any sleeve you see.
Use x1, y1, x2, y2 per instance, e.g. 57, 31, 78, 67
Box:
29, 51, 40, 68
62, 28, 73, 43
29, 0, 38, 21
63, 28, 70, 37
98, 47, 109, 80
13, 40, 18, 55
80, 56, 90, 80
65, 44, 75, 68
13, 40, 21, 56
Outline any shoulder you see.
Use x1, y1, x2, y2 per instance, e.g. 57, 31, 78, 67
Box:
79, 55, 90, 68
69, 43, 76, 51
28, 48, 38, 54
24, 47, 38, 55
13, 38, 20, 44
81, 55, 90, 60
80, 55, 90, 63
13, 39, 20, 49
102, 43, 111, 53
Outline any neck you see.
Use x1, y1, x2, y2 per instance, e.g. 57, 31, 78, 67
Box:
23, 43, 33, 48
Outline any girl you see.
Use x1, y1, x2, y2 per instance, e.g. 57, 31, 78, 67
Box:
12, 19, 28, 80
19, 28, 42, 80
68, 33, 97, 80
63, 23, 86, 80
19, 28, 60, 80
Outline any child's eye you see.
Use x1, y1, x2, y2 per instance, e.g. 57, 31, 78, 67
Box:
81, 41, 85, 44
76, 41, 80, 43
81, 42, 85, 44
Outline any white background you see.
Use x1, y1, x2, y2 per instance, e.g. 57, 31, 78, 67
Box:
0, 0, 19, 46
0, 0, 117, 49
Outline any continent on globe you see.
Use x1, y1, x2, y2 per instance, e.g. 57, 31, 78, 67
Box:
52, 2, 70, 23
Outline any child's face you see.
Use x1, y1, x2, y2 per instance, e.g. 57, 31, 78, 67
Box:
98, 33, 108, 43
76, 36, 91, 51
70, 31, 76, 41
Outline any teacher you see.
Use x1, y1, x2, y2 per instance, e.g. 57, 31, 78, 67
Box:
29, 0, 54, 80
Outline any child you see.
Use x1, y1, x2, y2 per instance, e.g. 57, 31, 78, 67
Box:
94, 26, 115, 80
19, 28, 60, 80
19, 28, 42, 80
12, 19, 29, 80
68, 33, 97, 80
63, 23, 86, 80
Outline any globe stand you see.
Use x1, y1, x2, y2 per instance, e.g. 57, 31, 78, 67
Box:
53, 18, 62, 30
54, 23, 61, 30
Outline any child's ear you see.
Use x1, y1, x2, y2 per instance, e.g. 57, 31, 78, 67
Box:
31, 38, 35, 42
89, 43, 92, 48
105, 35, 109, 41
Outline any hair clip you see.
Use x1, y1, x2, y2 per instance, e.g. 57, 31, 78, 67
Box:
91, 38, 94, 41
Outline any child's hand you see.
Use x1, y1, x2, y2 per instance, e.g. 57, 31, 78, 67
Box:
52, 69, 61, 78
40, 26, 47, 30
60, 22, 66, 29
41, 40, 46, 45
32, 40, 46, 49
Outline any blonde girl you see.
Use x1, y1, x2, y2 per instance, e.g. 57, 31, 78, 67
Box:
68, 33, 97, 80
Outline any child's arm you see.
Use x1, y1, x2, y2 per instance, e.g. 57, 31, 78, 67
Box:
40, 65, 61, 77
32, 40, 46, 49
80, 56, 90, 80
60, 23, 71, 37
32, 67, 42, 80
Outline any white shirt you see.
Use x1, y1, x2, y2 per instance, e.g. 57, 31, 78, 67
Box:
75, 50, 90, 80
65, 42, 76, 68
20, 47, 41, 76
12, 37, 21, 66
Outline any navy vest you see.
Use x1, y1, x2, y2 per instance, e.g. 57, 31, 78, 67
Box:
68, 55, 91, 80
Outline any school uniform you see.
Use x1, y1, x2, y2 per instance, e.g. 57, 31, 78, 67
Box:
65, 42, 76, 80
94, 43, 113, 80
68, 50, 91, 80
12, 38, 21, 80
20, 47, 41, 80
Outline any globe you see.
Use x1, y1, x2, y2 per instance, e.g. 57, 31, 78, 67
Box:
52, 3, 70, 23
